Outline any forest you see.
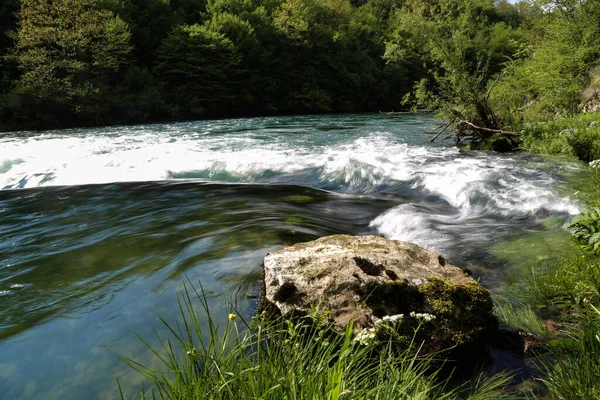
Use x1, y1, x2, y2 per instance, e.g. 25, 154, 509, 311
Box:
0, 0, 599, 155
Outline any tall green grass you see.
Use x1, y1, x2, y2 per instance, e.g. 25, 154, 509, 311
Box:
493, 302, 550, 340
121, 283, 515, 399
538, 305, 600, 400
528, 255, 600, 311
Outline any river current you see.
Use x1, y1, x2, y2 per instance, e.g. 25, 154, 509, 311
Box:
0, 113, 588, 398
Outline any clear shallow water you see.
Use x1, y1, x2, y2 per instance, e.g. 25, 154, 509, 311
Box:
0, 113, 589, 398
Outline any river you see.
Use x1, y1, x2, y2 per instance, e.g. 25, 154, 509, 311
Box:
0, 113, 588, 398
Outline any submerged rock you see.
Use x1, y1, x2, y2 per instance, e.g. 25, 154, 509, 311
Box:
261, 234, 497, 353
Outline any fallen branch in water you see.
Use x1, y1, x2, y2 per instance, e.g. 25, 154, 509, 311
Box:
455, 120, 519, 136
430, 118, 455, 142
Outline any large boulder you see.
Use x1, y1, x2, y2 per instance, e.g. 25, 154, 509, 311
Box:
261, 234, 497, 353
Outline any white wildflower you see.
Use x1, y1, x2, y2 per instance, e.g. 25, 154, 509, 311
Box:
409, 312, 436, 322
375, 314, 404, 326
353, 328, 377, 346
590, 160, 600, 168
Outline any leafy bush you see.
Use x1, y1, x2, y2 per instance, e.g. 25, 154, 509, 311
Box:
569, 167, 600, 254
520, 113, 600, 161
570, 207, 600, 254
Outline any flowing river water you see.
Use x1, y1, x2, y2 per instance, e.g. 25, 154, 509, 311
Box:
0, 113, 591, 398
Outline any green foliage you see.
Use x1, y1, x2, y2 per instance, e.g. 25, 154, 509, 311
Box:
3, 0, 600, 132
490, 0, 600, 125
122, 283, 514, 399
155, 23, 241, 116
100, 0, 183, 66
8, 0, 132, 127
520, 113, 600, 161
570, 207, 600, 254
0, 0, 20, 88
16, 0, 131, 90
386, 0, 524, 128
569, 168, 600, 254
2, 0, 416, 129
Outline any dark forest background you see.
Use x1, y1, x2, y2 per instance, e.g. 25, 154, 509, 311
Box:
0, 0, 598, 132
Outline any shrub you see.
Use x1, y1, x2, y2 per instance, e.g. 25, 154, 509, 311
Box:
520, 113, 600, 161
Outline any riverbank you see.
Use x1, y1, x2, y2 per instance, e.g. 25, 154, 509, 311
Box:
120, 284, 514, 399
520, 113, 600, 162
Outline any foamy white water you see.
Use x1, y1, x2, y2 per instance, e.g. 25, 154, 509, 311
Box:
0, 113, 583, 257
0, 128, 430, 190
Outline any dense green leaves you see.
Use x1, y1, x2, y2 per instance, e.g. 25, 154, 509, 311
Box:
491, 0, 600, 125
156, 24, 241, 116
385, 0, 524, 129
4, 0, 132, 127
15, 0, 131, 93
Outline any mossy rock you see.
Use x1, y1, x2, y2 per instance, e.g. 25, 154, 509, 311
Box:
261, 235, 497, 355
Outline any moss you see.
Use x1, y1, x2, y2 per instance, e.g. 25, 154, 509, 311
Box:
358, 279, 425, 318
419, 276, 496, 346
374, 322, 414, 349
357, 276, 496, 348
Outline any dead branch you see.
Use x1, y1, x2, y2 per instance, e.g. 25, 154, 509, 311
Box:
430, 117, 455, 142
455, 120, 519, 136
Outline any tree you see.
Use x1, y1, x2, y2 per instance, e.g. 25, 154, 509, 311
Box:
386, 0, 524, 131
490, 0, 600, 123
13, 0, 132, 123
0, 0, 20, 92
155, 24, 241, 116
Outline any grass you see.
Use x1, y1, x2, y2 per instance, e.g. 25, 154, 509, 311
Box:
528, 255, 600, 311
538, 305, 600, 400
491, 161, 600, 399
493, 302, 550, 340
524, 169, 600, 312
120, 283, 516, 399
